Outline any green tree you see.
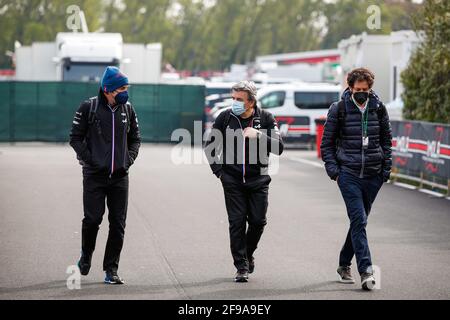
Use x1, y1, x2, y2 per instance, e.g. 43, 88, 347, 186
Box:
401, 0, 450, 123
0, 0, 102, 68
321, 0, 421, 49
0, 0, 424, 71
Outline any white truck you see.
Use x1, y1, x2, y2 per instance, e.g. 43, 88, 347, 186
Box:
15, 32, 162, 83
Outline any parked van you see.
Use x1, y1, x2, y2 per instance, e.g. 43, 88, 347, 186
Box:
256, 82, 341, 148
206, 81, 341, 148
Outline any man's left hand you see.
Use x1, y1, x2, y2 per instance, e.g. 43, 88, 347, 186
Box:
243, 127, 261, 139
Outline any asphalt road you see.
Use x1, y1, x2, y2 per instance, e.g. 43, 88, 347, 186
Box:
0, 143, 449, 300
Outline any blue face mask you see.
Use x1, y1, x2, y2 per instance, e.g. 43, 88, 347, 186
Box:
114, 91, 129, 105
231, 100, 246, 116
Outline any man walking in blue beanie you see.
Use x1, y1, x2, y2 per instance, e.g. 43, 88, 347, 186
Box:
70, 66, 141, 284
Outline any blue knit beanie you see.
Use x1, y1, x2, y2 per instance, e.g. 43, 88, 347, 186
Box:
101, 66, 129, 93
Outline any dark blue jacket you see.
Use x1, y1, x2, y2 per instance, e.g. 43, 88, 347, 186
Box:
320, 88, 392, 181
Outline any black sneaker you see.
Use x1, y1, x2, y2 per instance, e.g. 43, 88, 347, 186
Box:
248, 257, 255, 274
77, 253, 92, 276
104, 271, 125, 285
337, 266, 355, 284
234, 270, 249, 283
361, 272, 376, 291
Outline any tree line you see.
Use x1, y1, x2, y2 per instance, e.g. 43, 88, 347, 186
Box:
1, 0, 421, 70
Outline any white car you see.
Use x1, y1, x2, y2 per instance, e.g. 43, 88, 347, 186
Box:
385, 97, 404, 121
256, 82, 341, 148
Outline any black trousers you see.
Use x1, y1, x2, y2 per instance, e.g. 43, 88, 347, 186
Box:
221, 172, 271, 271
82, 174, 129, 273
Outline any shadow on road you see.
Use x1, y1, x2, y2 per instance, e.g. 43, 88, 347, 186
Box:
186, 281, 365, 300
0, 279, 365, 300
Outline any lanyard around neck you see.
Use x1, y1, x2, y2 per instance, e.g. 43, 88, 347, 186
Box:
351, 96, 370, 137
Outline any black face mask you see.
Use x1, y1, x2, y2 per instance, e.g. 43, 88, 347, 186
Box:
353, 91, 369, 105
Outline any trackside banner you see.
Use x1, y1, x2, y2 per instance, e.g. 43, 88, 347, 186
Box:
391, 120, 450, 181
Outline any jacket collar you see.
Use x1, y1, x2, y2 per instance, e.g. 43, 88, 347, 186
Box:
97, 88, 120, 112
254, 105, 262, 118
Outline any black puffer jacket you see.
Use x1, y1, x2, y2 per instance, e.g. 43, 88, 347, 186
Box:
320, 88, 392, 181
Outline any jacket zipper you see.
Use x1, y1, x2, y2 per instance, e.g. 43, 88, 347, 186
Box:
231, 113, 246, 183
230, 112, 255, 184
359, 106, 367, 178
360, 137, 365, 178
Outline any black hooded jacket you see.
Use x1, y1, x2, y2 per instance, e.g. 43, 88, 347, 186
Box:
320, 88, 392, 181
69, 89, 141, 178
204, 106, 284, 182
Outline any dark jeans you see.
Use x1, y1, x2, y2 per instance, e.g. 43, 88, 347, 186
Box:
82, 174, 129, 273
337, 171, 383, 275
221, 172, 271, 271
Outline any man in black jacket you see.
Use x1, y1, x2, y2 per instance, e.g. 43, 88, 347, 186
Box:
204, 81, 284, 282
320, 68, 392, 291
70, 66, 141, 285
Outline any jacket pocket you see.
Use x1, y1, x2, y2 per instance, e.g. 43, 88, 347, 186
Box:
379, 146, 385, 164
126, 153, 133, 170
122, 148, 133, 170
89, 146, 109, 172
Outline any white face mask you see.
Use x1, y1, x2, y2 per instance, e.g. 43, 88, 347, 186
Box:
231, 100, 246, 116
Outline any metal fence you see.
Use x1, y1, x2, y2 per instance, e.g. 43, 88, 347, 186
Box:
391, 120, 450, 197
